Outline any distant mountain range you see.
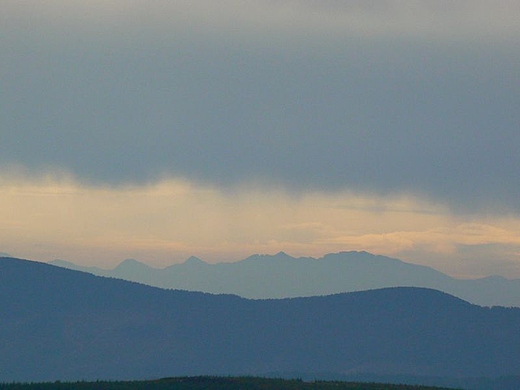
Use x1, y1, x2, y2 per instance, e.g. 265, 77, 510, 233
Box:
50, 251, 520, 307
1, 256, 520, 389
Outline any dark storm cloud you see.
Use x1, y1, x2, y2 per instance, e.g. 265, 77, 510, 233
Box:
1, 4, 519, 214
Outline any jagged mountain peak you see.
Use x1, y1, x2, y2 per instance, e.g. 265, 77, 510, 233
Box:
182, 256, 207, 266
114, 258, 152, 271
241, 251, 296, 263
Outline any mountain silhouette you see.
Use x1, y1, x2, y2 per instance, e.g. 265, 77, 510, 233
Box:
50, 251, 520, 307
1, 256, 520, 389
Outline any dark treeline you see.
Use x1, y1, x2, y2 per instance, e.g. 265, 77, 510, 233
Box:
0, 376, 459, 390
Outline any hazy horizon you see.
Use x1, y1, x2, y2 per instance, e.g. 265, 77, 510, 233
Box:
5, 248, 520, 282
2, 1, 519, 278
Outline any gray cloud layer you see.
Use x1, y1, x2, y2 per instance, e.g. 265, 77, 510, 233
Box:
1, 2, 519, 213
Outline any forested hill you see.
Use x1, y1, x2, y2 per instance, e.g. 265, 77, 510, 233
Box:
1, 257, 520, 389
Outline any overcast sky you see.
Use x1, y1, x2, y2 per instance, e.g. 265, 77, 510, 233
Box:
1, 1, 519, 278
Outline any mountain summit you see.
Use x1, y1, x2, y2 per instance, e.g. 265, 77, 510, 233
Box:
182, 256, 207, 266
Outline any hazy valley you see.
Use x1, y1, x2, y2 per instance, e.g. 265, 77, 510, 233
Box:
51, 251, 520, 307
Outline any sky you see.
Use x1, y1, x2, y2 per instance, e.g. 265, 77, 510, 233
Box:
1, 1, 520, 278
